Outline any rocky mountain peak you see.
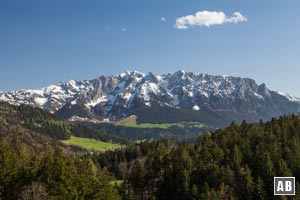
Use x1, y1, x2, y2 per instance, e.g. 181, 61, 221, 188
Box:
0, 70, 299, 126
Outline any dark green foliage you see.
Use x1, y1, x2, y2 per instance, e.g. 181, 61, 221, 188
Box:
131, 102, 229, 127
71, 123, 131, 145
0, 102, 125, 199
0, 102, 130, 145
0, 102, 71, 140
0, 137, 121, 200
98, 114, 300, 199
3, 101, 300, 199
81, 122, 212, 141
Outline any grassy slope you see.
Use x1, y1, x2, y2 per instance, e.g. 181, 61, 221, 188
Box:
60, 136, 121, 151
110, 180, 124, 186
115, 115, 205, 129
115, 115, 138, 126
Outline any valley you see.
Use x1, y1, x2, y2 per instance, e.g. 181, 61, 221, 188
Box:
1, 89, 300, 199
1, 71, 300, 200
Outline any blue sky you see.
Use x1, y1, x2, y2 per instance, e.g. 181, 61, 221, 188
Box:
1, 0, 300, 96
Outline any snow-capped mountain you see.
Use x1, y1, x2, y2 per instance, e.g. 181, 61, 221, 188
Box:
1, 70, 299, 127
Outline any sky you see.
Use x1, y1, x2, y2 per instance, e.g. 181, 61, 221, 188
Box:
0, 0, 300, 96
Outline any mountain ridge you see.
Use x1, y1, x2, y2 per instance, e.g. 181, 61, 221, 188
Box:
1, 70, 299, 128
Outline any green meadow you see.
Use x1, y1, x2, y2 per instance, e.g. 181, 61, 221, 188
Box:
61, 136, 121, 151
115, 115, 205, 129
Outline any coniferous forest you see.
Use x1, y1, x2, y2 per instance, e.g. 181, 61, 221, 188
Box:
1, 102, 300, 199
98, 115, 300, 200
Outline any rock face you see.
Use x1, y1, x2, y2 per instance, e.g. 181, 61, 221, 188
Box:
1, 70, 299, 127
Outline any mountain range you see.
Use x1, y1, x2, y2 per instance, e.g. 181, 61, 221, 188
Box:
1, 70, 299, 128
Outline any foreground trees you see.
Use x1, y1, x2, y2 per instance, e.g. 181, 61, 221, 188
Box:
0, 138, 120, 200
2, 100, 300, 199
99, 115, 300, 199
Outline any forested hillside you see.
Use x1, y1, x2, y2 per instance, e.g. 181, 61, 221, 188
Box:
2, 101, 300, 199
82, 121, 212, 141
0, 102, 130, 145
0, 138, 121, 199
98, 115, 300, 199
0, 103, 124, 199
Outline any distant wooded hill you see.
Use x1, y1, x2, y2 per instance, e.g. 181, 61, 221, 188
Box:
0, 102, 130, 146
97, 114, 300, 199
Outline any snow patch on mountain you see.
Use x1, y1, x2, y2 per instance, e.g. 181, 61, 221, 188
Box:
254, 93, 264, 100
277, 91, 300, 102
1, 70, 300, 122
193, 105, 200, 111
35, 97, 48, 106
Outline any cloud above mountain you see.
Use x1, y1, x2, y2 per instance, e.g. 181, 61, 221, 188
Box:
175, 11, 247, 29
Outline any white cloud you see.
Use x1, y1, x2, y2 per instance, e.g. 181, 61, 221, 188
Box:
175, 10, 247, 29
161, 17, 166, 22
226, 12, 247, 23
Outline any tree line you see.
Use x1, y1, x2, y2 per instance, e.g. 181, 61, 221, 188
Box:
98, 115, 300, 199
0, 102, 130, 145
0, 137, 120, 199
3, 101, 300, 199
